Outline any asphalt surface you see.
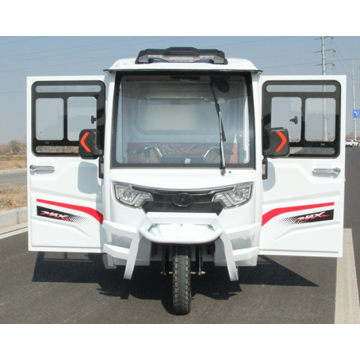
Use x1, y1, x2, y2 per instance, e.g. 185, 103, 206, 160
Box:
0, 150, 359, 323
0, 171, 27, 188
344, 147, 360, 287
0, 233, 336, 323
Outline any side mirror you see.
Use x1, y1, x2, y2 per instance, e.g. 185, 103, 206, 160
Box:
263, 127, 290, 157
79, 129, 103, 159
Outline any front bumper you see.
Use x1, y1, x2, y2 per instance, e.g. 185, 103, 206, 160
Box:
102, 212, 261, 281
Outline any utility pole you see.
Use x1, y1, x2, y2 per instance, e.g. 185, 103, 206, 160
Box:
315, 36, 336, 74
315, 36, 336, 141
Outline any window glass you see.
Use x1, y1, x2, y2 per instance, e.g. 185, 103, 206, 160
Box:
138, 98, 218, 132
68, 97, 96, 141
114, 75, 253, 167
36, 146, 78, 154
305, 98, 335, 142
36, 85, 101, 93
36, 98, 64, 140
32, 80, 105, 156
263, 80, 340, 158
267, 85, 336, 92
271, 97, 301, 142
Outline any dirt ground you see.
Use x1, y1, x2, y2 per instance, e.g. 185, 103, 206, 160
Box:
0, 157, 26, 171
0, 185, 27, 211
0, 153, 27, 211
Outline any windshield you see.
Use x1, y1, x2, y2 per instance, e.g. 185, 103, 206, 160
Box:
112, 74, 254, 168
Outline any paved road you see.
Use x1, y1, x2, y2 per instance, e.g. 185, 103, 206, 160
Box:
0, 171, 27, 188
344, 147, 360, 286
0, 150, 359, 323
0, 231, 337, 323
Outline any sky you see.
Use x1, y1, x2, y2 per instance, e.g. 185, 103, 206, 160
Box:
1, 3, 359, 144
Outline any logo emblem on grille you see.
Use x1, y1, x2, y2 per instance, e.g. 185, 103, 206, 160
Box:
172, 193, 193, 207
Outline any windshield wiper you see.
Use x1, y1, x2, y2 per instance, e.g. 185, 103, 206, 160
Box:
210, 82, 226, 174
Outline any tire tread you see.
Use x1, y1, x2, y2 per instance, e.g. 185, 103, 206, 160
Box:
173, 246, 191, 315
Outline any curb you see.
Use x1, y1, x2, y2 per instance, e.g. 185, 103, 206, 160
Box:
0, 223, 28, 239
0, 168, 27, 175
0, 207, 28, 228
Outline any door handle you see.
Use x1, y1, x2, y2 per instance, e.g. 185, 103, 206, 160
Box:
313, 168, 341, 175
29, 165, 55, 172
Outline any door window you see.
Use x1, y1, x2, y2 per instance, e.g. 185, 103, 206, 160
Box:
31, 81, 105, 156
271, 97, 301, 142
305, 98, 336, 142
36, 98, 64, 141
262, 80, 341, 157
68, 97, 97, 141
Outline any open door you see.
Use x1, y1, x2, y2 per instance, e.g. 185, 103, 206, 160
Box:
27, 77, 106, 252
260, 76, 346, 257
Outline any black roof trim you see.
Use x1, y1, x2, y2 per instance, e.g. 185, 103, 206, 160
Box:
135, 47, 227, 65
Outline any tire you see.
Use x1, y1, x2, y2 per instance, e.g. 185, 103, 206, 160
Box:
173, 246, 191, 315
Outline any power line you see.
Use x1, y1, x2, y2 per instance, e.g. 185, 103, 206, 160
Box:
0, 36, 47, 46
262, 61, 318, 69
0, 37, 311, 73
0, 36, 312, 66
315, 36, 336, 74
314, 37, 336, 141
0, 36, 192, 63
331, 38, 350, 75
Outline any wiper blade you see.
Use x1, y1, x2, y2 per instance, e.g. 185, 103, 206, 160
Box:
210, 82, 226, 174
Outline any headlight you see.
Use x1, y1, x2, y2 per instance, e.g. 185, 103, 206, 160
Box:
212, 183, 252, 208
114, 184, 153, 208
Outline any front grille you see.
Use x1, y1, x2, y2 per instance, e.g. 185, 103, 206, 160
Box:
132, 186, 232, 215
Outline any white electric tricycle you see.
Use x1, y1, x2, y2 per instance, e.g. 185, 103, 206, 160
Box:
27, 48, 346, 314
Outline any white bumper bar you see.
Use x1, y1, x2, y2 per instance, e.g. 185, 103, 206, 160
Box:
102, 213, 260, 281
140, 224, 223, 244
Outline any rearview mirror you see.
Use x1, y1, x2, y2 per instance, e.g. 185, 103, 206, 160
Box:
263, 128, 290, 157
79, 129, 104, 159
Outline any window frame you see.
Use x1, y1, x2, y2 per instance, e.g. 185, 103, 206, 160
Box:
31, 80, 105, 156
110, 71, 256, 169
262, 80, 341, 158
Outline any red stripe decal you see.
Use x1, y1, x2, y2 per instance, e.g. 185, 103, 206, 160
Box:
262, 202, 335, 226
37, 199, 103, 224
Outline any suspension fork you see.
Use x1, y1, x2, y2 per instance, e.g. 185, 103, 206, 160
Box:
160, 245, 206, 276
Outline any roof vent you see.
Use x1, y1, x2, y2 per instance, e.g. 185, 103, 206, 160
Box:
135, 47, 227, 64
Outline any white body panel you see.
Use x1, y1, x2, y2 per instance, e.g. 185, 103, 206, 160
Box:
27, 76, 107, 252
103, 168, 262, 280
259, 75, 346, 257
261, 158, 344, 256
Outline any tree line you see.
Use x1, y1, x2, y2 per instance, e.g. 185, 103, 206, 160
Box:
0, 140, 26, 155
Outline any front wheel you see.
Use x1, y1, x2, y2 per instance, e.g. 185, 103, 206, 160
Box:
173, 246, 191, 315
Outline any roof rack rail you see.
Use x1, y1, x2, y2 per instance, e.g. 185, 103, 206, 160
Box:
135, 47, 227, 65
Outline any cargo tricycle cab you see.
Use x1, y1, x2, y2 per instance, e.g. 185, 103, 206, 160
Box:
27, 48, 345, 315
